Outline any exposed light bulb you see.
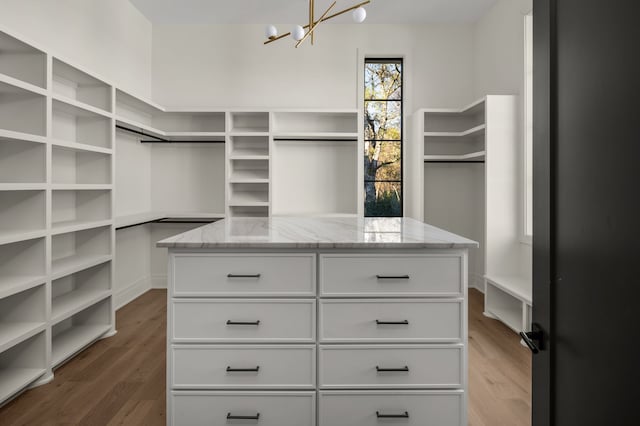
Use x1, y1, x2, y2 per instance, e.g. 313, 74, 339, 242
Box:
352, 7, 367, 23
291, 25, 305, 41
265, 24, 278, 39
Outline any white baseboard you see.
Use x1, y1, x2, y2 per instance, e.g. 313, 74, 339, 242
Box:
151, 274, 167, 289
114, 275, 152, 310
468, 273, 485, 293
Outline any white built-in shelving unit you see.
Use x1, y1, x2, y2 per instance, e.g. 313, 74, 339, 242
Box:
409, 96, 531, 335
0, 28, 115, 406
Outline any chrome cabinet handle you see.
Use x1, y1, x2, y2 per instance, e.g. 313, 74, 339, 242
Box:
226, 320, 260, 326
375, 319, 409, 325
227, 273, 261, 278
376, 411, 409, 419
226, 366, 260, 372
376, 274, 410, 279
227, 412, 260, 420
376, 365, 409, 372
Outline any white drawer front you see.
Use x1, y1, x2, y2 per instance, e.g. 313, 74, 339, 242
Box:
172, 299, 316, 343
172, 345, 316, 389
319, 299, 462, 343
320, 254, 463, 297
318, 391, 463, 426
319, 345, 462, 389
171, 391, 316, 426
172, 253, 315, 296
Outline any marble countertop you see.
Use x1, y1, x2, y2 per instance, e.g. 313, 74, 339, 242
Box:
157, 217, 478, 249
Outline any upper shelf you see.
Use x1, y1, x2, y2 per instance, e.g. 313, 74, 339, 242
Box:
424, 124, 486, 138
0, 31, 46, 90
52, 58, 112, 114
424, 151, 485, 163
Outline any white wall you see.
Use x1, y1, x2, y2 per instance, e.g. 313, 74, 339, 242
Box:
473, 0, 534, 290
0, 0, 153, 97
152, 24, 475, 110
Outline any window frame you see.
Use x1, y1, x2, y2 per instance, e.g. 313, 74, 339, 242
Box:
363, 57, 404, 218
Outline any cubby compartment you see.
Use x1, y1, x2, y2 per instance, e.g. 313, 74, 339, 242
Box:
0, 81, 46, 136
0, 136, 46, 184
272, 111, 357, 135
423, 100, 485, 133
52, 262, 111, 323
228, 136, 269, 158
0, 238, 46, 299
52, 58, 111, 113
0, 331, 46, 404
229, 206, 269, 218
52, 189, 111, 230
229, 159, 269, 183
0, 31, 46, 89
0, 190, 45, 242
52, 145, 112, 185
0, 284, 46, 353
230, 112, 269, 133
51, 297, 111, 368
228, 183, 269, 206
52, 99, 111, 149
51, 226, 111, 279
272, 140, 357, 216
484, 283, 526, 333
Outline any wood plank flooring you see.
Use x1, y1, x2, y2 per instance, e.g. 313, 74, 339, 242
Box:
0, 288, 530, 425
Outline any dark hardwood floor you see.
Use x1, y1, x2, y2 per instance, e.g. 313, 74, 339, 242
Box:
0, 288, 530, 425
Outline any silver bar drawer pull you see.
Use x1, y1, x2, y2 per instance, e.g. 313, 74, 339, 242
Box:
226, 366, 260, 372
227, 412, 260, 420
376, 365, 409, 372
376, 274, 410, 280
376, 411, 409, 419
375, 319, 409, 325
226, 320, 261, 326
227, 273, 261, 278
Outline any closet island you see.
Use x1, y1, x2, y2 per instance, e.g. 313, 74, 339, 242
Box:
158, 216, 476, 426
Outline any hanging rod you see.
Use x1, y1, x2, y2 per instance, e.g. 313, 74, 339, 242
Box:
424, 160, 485, 164
116, 217, 222, 231
116, 125, 225, 144
115, 124, 168, 142
274, 138, 358, 142
140, 140, 225, 144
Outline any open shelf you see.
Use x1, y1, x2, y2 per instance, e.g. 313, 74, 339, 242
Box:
52, 58, 111, 113
52, 298, 111, 368
52, 262, 111, 323
52, 189, 111, 230
424, 124, 486, 138
229, 206, 269, 218
486, 274, 532, 306
115, 89, 163, 127
272, 111, 357, 134
228, 183, 269, 206
52, 145, 111, 185
0, 284, 46, 353
484, 282, 526, 333
423, 99, 485, 133
0, 136, 46, 184
0, 80, 46, 136
229, 136, 269, 159
51, 226, 111, 279
424, 151, 486, 162
229, 112, 269, 133
0, 31, 47, 89
229, 160, 269, 183
0, 238, 46, 299
0, 331, 46, 404
0, 190, 45, 244
52, 99, 111, 149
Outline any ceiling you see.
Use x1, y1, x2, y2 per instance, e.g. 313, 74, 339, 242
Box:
129, 0, 498, 25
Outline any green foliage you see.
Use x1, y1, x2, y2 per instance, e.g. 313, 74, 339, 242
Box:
365, 189, 402, 217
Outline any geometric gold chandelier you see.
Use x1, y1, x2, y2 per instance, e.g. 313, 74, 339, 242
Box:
264, 0, 371, 48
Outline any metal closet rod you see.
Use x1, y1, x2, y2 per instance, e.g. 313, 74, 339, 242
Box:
116, 217, 221, 231
115, 125, 225, 144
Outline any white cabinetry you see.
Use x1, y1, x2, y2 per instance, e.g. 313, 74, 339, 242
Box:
167, 249, 468, 425
0, 29, 115, 406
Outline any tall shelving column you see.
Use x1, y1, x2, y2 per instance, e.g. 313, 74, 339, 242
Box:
226, 111, 271, 218
49, 58, 116, 370
0, 30, 50, 405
